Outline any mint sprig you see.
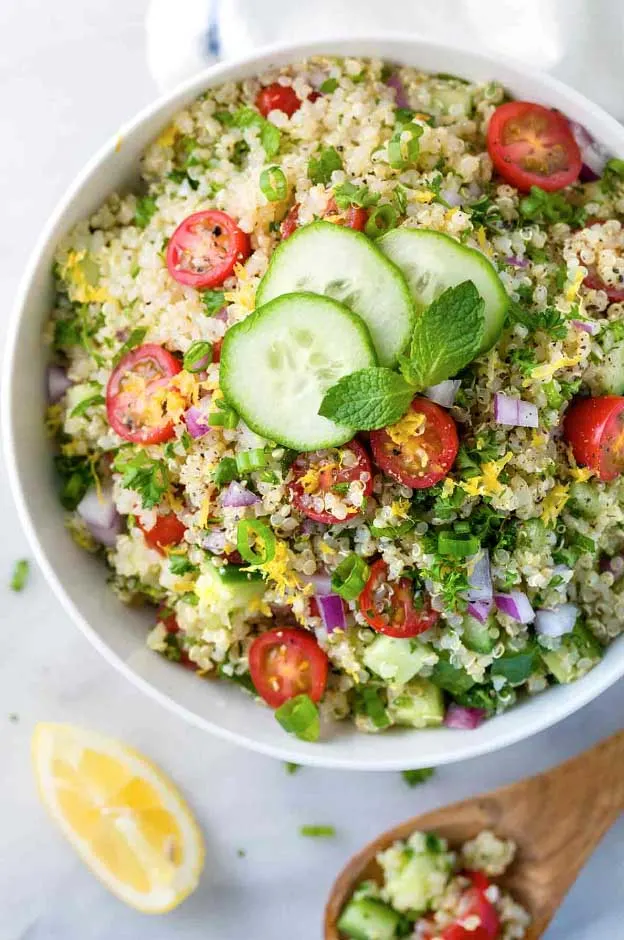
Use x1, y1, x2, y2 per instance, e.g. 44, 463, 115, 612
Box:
318, 281, 484, 431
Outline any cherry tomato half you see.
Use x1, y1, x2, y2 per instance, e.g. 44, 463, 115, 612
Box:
563, 395, 624, 482
324, 196, 369, 232
370, 398, 459, 489
256, 83, 302, 118
280, 203, 300, 239
289, 440, 373, 524
106, 343, 181, 444
166, 210, 251, 289
359, 559, 439, 638
487, 101, 581, 192
139, 513, 186, 553
248, 627, 329, 708
582, 221, 624, 301
439, 872, 500, 940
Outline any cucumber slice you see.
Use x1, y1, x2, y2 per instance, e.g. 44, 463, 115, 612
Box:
220, 292, 376, 450
378, 228, 509, 353
256, 222, 415, 367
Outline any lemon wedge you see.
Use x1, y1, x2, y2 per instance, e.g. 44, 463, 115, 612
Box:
32, 723, 204, 913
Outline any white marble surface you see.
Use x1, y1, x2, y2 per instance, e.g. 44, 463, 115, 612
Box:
0, 3, 622, 938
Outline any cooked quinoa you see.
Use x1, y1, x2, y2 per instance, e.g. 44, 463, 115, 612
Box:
339, 829, 529, 940
47, 57, 624, 739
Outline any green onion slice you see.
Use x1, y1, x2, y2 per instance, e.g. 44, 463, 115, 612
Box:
237, 519, 276, 565
260, 166, 287, 202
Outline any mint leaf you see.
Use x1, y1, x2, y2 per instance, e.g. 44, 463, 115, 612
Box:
319, 368, 413, 430
401, 281, 484, 389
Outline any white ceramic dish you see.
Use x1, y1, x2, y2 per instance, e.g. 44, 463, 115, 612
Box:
4, 36, 624, 770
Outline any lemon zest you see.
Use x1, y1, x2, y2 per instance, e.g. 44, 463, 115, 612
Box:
459, 452, 513, 498
540, 483, 570, 526
156, 124, 179, 149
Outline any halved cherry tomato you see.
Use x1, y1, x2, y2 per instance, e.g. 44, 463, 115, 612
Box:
289, 440, 373, 524
370, 398, 459, 489
439, 871, 500, 940
280, 204, 300, 239
582, 221, 624, 301
106, 343, 181, 444
166, 210, 251, 289
324, 197, 369, 232
563, 395, 624, 481
248, 627, 329, 708
256, 83, 301, 118
359, 559, 439, 637
487, 101, 581, 192
139, 513, 186, 553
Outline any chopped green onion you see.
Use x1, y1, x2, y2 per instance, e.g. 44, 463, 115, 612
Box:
285, 762, 300, 775
183, 341, 213, 373
69, 393, 105, 418
261, 123, 281, 158
299, 825, 335, 838
236, 449, 267, 474
319, 78, 338, 93
437, 532, 480, 558
365, 204, 398, 239
275, 694, 320, 742
387, 123, 423, 169
113, 327, 148, 364
259, 470, 279, 484
355, 686, 390, 729
331, 553, 370, 601
202, 290, 226, 317
259, 166, 287, 202
10, 559, 29, 592
401, 768, 434, 787
213, 457, 239, 487
209, 405, 239, 429
237, 519, 276, 565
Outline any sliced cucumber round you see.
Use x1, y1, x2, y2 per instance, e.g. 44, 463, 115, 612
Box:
378, 228, 509, 353
255, 221, 415, 367
220, 292, 377, 450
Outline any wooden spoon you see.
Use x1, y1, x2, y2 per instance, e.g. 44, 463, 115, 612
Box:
325, 731, 623, 940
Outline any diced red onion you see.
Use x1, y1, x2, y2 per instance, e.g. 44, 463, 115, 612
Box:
221, 481, 260, 508
444, 704, 486, 730
184, 405, 212, 439
465, 550, 492, 603
424, 379, 461, 408
494, 392, 538, 428
317, 593, 346, 633
202, 528, 228, 554
569, 120, 610, 181
214, 307, 229, 322
441, 189, 463, 208
301, 572, 333, 596
494, 591, 535, 624
47, 364, 72, 403
300, 518, 316, 535
535, 603, 579, 637
466, 599, 493, 623
572, 319, 599, 335
77, 485, 121, 546
505, 255, 529, 269
386, 72, 409, 109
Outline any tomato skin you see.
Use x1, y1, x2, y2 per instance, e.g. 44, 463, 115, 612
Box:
106, 343, 182, 444
289, 440, 373, 524
166, 210, 251, 289
439, 872, 500, 940
324, 196, 369, 231
359, 559, 439, 637
563, 395, 624, 482
248, 627, 329, 708
280, 204, 300, 239
139, 514, 186, 553
256, 83, 301, 118
487, 101, 581, 192
370, 398, 459, 489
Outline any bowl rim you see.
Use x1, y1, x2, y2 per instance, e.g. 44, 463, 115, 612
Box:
4, 33, 624, 770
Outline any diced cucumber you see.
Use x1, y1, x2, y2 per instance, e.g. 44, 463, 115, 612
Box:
363, 636, 433, 687
378, 228, 508, 352
337, 898, 402, 940
462, 613, 498, 654
255, 222, 415, 367
378, 833, 453, 914
595, 342, 624, 395
430, 656, 475, 695
194, 559, 265, 627
220, 292, 376, 450
386, 679, 444, 728
540, 622, 603, 683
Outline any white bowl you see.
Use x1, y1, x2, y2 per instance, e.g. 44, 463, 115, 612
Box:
4, 36, 624, 770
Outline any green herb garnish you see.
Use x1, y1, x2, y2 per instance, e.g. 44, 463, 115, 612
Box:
308, 146, 343, 185
319, 77, 338, 94
332, 182, 380, 210
300, 825, 336, 838
401, 768, 434, 787
275, 694, 320, 742
113, 450, 169, 509
69, 392, 105, 418
331, 553, 370, 601
319, 367, 413, 431
113, 327, 148, 365
519, 186, 586, 227
134, 195, 157, 229
203, 290, 226, 317
169, 553, 198, 576
54, 454, 97, 510
10, 559, 29, 592
213, 457, 239, 487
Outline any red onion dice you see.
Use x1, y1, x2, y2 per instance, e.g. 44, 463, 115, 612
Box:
221, 481, 260, 508
424, 379, 461, 409
504, 255, 529, 269
535, 603, 578, 637
494, 392, 538, 428
466, 599, 493, 623
184, 403, 212, 439
77, 485, 121, 547
385, 72, 409, 110
317, 593, 346, 633
494, 591, 535, 624
47, 364, 72, 403
465, 550, 492, 603
301, 572, 333, 596
202, 528, 228, 554
571, 319, 599, 335
444, 704, 486, 730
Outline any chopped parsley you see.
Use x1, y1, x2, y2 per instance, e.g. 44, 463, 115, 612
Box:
319, 77, 338, 94
10, 559, 30, 592
308, 146, 343, 185
284, 762, 301, 775
332, 182, 379, 210
519, 186, 586, 227
113, 327, 148, 365
401, 768, 435, 787
134, 195, 158, 229
169, 553, 199, 576
113, 450, 169, 509
54, 454, 97, 510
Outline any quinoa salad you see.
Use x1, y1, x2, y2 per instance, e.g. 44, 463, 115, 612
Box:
46, 56, 624, 743
337, 829, 529, 940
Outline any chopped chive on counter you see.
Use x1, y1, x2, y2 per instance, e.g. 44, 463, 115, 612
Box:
237, 848, 247, 858
10, 559, 30, 592
299, 825, 336, 838
285, 762, 301, 775
401, 768, 435, 787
